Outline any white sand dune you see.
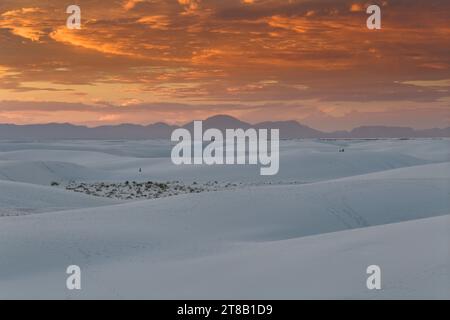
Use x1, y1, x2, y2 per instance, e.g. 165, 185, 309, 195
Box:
123, 214, 449, 300
0, 160, 110, 186
66, 214, 449, 300
0, 140, 171, 158
1, 139, 442, 185
109, 148, 430, 184
0, 180, 119, 216
0, 161, 448, 299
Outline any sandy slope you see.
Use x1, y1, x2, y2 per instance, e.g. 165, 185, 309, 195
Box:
1, 139, 445, 185
0, 180, 119, 216
0, 160, 110, 186
0, 162, 448, 299
70, 214, 450, 300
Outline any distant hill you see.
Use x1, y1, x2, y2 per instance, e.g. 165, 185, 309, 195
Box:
256, 120, 324, 139
326, 126, 450, 139
183, 115, 251, 132
0, 115, 449, 140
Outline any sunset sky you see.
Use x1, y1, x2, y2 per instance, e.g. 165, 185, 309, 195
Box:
0, 0, 448, 130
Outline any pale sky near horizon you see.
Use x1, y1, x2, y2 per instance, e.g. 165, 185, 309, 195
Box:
0, 0, 449, 130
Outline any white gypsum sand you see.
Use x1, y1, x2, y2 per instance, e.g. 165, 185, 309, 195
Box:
0, 139, 449, 299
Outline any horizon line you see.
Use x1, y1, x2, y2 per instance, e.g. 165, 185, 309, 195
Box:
0, 114, 449, 133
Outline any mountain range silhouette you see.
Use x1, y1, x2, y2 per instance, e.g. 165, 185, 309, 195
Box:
1, 115, 449, 140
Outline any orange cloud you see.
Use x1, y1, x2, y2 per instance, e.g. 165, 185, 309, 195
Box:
178, 0, 201, 11
0, 8, 47, 41
123, 0, 145, 11
350, 3, 364, 12
138, 15, 171, 30
267, 15, 308, 33
50, 26, 139, 57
